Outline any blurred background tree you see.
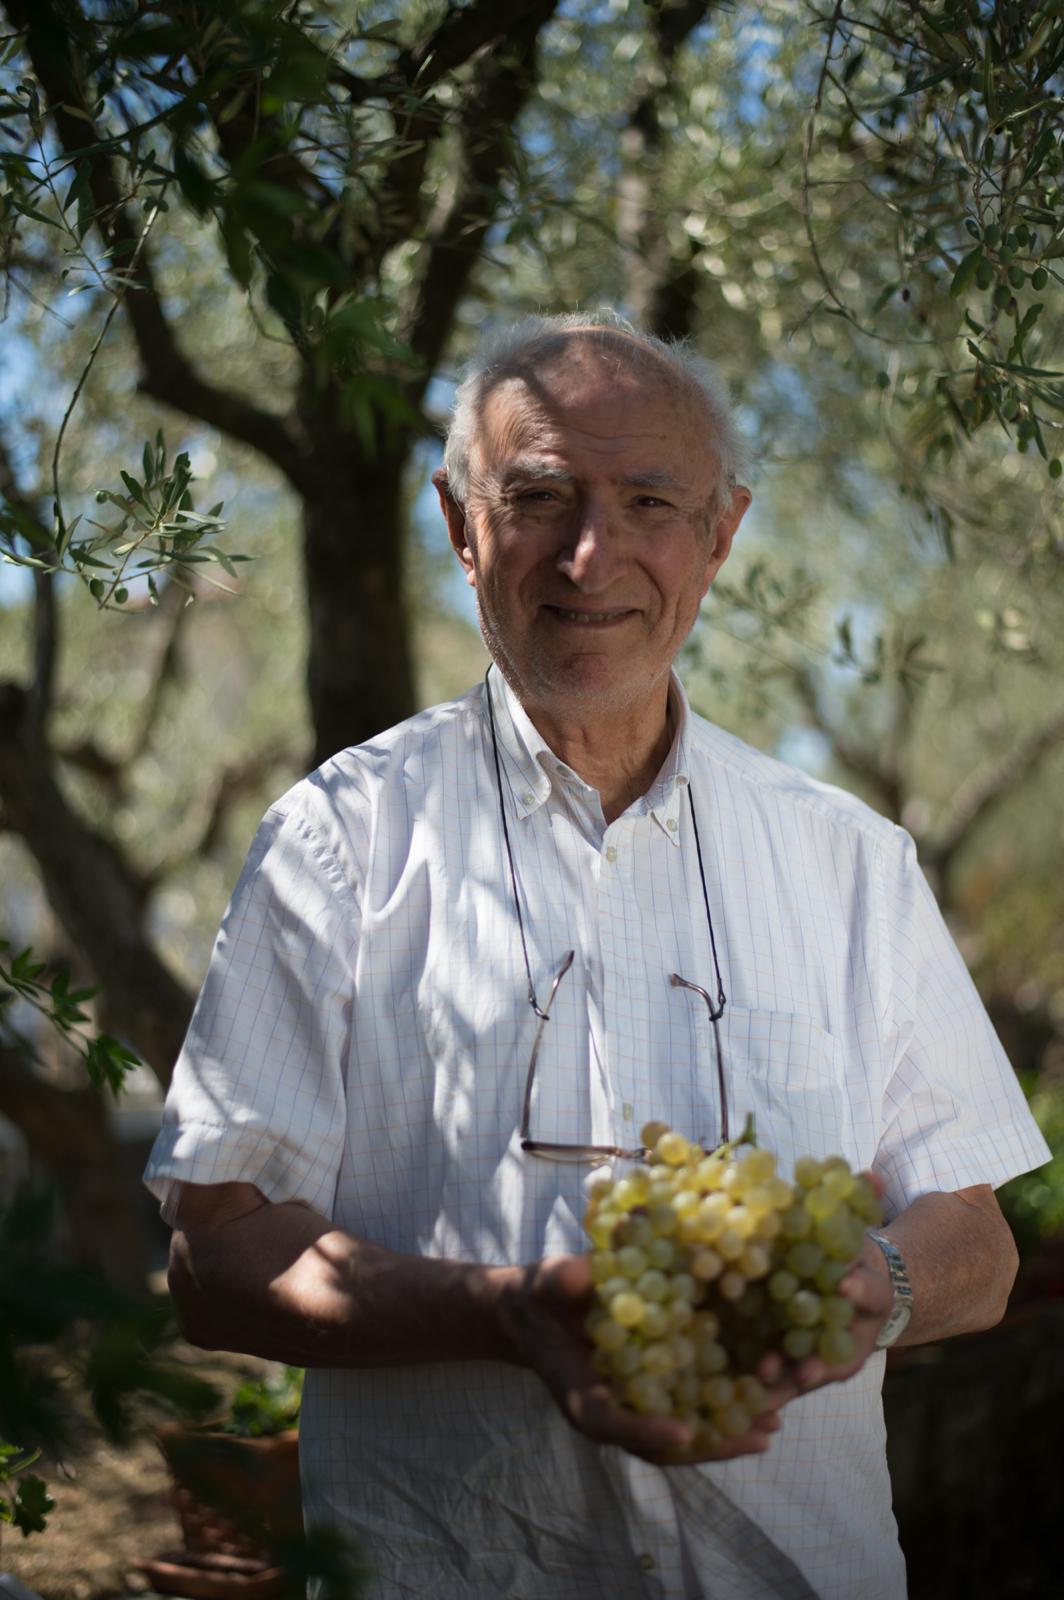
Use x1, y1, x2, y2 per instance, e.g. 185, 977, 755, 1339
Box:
0, 0, 1061, 1278
0, 3, 1062, 1594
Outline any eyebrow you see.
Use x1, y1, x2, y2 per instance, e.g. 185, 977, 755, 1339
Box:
496, 464, 685, 492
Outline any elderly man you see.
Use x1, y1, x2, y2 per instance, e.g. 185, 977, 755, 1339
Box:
147, 313, 1048, 1600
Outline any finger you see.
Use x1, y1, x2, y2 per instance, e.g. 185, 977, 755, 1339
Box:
538, 1252, 595, 1304
654, 1410, 783, 1467
839, 1264, 892, 1317
574, 1387, 695, 1457
858, 1168, 888, 1204
757, 1350, 784, 1384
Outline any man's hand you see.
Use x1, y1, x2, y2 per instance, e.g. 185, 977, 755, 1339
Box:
496, 1253, 789, 1466
755, 1241, 894, 1399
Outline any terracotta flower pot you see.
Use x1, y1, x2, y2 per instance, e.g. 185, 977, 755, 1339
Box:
153, 1424, 303, 1562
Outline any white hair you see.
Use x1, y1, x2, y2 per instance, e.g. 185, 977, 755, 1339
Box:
442, 309, 751, 520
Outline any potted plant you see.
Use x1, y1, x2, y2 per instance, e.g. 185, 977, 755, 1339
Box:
144, 1367, 304, 1600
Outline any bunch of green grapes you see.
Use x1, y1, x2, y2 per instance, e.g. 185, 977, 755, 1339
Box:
583, 1121, 882, 1445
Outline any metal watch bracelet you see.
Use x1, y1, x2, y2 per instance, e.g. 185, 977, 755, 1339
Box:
866, 1229, 913, 1349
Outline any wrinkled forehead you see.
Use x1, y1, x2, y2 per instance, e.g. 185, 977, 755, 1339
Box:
473, 332, 708, 466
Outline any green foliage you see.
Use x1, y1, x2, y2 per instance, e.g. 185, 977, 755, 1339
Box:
0, 939, 141, 1094
1000, 1077, 1064, 1256
0, 1441, 53, 1541
220, 1364, 303, 1438
802, 0, 1064, 485
0, 1186, 221, 1450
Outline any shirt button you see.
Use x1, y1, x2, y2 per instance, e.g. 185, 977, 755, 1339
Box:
637, 1552, 655, 1570
521, 792, 534, 806
605, 845, 618, 863
622, 1102, 633, 1122
666, 817, 678, 832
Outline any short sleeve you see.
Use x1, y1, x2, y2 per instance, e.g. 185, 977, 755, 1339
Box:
872, 825, 1050, 1216
143, 799, 362, 1225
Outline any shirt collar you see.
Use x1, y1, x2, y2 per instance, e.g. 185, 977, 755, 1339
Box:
484, 667, 691, 841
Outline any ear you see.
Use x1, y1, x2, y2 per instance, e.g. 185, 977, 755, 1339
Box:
432, 467, 477, 588
700, 484, 751, 596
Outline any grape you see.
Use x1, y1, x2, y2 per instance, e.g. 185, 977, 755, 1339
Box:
618, 1245, 649, 1278
641, 1340, 676, 1376
641, 1303, 670, 1340
583, 1120, 882, 1438
817, 1328, 857, 1365
718, 1402, 753, 1437
610, 1341, 644, 1378
656, 1131, 691, 1166
734, 1375, 768, 1412
647, 1236, 677, 1270
821, 1294, 855, 1330
785, 1241, 824, 1278
768, 1269, 799, 1302
691, 1247, 724, 1281
739, 1243, 771, 1279
640, 1120, 671, 1150
701, 1375, 734, 1409
610, 1291, 647, 1327
590, 1249, 618, 1284
666, 1298, 695, 1332
786, 1290, 822, 1328
822, 1165, 854, 1201
782, 1327, 816, 1361
805, 1186, 838, 1222
693, 1337, 728, 1374
814, 1258, 848, 1294
716, 1227, 747, 1261
674, 1372, 702, 1410
635, 1269, 669, 1303
779, 1205, 812, 1241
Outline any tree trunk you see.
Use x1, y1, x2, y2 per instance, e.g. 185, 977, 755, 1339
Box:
0, 1044, 148, 1292
0, 683, 193, 1085
302, 443, 417, 767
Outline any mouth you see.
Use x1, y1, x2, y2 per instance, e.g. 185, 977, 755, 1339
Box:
543, 605, 636, 626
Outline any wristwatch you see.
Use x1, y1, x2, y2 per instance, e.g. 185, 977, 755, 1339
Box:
866, 1230, 913, 1349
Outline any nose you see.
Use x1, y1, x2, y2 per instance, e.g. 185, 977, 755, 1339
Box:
556, 496, 624, 590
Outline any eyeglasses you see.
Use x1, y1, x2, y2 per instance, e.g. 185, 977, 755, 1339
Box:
518, 951, 730, 1163
483, 665, 729, 1166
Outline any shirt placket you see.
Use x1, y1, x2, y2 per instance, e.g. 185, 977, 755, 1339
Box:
595, 816, 645, 1151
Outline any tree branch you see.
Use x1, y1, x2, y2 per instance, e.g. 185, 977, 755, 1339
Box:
144, 740, 296, 888
0, 680, 193, 1085
927, 707, 1064, 885
7, 0, 313, 491
0, 428, 59, 734
0, 1038, 147, 1289
401, 0, 560, 394
400, 0, 561, 94
792, 667, 904, 820
618, 0, 717, 339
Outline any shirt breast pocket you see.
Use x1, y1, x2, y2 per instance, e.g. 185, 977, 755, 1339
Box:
720, 1005, 846, 1178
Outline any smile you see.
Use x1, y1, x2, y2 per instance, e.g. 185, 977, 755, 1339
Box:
546, 606, 634, 625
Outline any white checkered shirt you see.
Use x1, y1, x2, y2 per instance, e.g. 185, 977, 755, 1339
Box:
145, 671, 1049, 1600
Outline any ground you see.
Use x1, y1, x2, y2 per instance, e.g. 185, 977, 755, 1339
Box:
1, 1348, 275, 1600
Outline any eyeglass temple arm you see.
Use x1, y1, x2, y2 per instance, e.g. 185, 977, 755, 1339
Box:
520, 950, 576, 1139
669, 973, 729, 1145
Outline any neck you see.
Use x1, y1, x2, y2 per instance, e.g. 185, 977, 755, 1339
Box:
523, 688, 674, 825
